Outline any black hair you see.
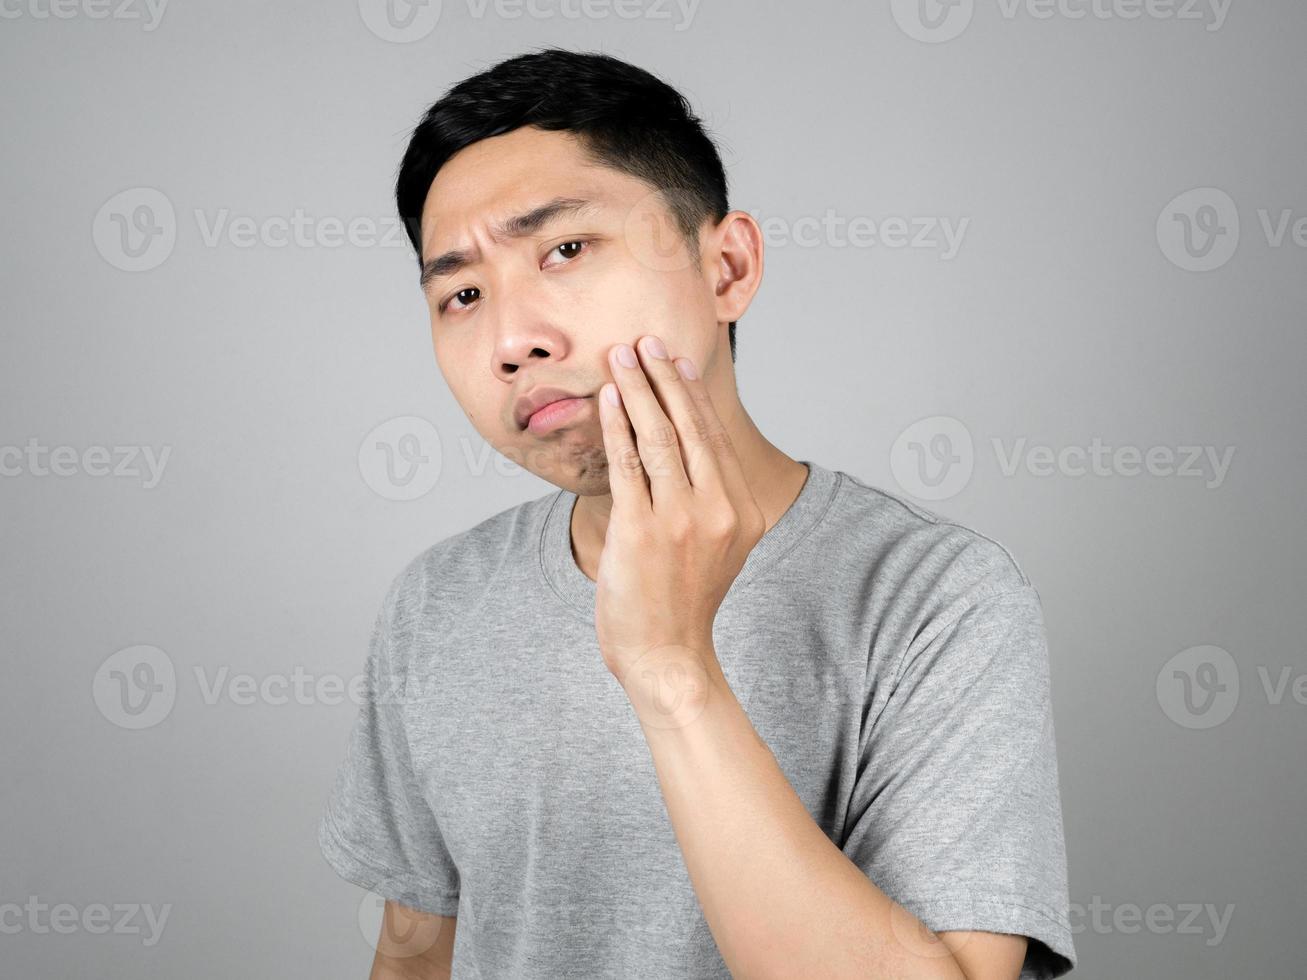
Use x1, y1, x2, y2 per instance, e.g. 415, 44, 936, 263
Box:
395, 47, 737, 362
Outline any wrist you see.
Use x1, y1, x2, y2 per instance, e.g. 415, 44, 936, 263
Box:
617, 642, 723, 731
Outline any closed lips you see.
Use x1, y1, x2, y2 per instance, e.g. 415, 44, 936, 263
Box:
513, 387, 591, 430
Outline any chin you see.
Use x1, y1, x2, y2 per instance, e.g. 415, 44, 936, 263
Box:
545, 443, 612, 496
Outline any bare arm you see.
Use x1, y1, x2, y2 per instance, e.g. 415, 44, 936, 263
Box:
368, 900, 457, 980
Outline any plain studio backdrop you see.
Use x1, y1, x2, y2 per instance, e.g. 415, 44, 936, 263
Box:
2, 2, 1303, 978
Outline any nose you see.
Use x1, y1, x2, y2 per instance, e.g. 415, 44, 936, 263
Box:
489, 293, 571, 381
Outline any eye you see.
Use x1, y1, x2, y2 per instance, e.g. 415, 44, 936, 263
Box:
436, 241, 591, 315
438, 286, 480, 314
543, 239, 591, 267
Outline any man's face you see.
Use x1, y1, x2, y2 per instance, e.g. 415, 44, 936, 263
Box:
416, 125, 723, 496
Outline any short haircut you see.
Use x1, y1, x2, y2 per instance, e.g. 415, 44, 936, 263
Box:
395, 47, 737, 361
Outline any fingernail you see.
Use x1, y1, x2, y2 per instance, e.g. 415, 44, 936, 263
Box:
615, 344, 638, 369
641, 336, 668, 359
675, 357, 698, 380
603, 383, 620, 407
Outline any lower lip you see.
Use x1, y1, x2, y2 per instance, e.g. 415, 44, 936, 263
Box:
526, 397, 590, 435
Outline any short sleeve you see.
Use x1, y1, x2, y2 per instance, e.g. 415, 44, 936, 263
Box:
842, 586, 1076, 979
317, 598, 460, 916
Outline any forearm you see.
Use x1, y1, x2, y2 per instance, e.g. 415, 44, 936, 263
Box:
623, 649, 969, 980
369, 954, 450, 980
367, 902, 455, 980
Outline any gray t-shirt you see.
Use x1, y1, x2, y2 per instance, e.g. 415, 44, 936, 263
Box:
319, 460, 1076, 978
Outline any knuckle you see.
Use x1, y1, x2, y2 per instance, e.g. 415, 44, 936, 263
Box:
667, 511, 693, 540
709, 507, 740, 538
683, 443, 712, 472
707, 427, 735, 456
646, 421, 680, 449
686, 409, 714, 445
647, 455, 684, 481
615, 446, 645, 475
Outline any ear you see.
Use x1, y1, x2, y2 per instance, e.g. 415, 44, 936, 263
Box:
703, 210, 764, 325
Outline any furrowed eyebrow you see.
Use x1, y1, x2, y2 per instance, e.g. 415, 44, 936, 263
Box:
419, 197, 602, 292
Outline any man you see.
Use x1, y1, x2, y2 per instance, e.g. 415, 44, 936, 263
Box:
319, 47, 1076, 979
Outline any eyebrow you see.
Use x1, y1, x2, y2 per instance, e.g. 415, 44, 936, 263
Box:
419, 197, 603, 293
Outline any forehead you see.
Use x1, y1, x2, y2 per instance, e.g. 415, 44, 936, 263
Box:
419, 127, 636, 254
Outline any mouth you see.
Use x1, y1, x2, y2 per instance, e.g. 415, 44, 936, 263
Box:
509, 386, 598, 436
523, 396, 592, 436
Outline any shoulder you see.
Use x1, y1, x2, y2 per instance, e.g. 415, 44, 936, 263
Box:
824, 472, 1052, 692
821, 469, 1039, 636
833, 470, 1032, 590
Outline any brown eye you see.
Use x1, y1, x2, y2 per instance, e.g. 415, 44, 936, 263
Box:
544, 240, 590, 267
441, 287, 480, 313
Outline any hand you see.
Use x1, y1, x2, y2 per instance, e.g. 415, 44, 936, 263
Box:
594, 334, 766, 688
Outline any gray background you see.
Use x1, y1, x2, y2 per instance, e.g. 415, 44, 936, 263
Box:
2, 1, 1303, 977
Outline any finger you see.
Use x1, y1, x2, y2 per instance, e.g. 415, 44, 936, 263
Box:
609, 342, 690, 502
598, 381, 651, 513
670, 354, 752, 507
635, 335, 724, 495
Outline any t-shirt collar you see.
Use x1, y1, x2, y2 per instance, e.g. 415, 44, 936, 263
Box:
539, 459, 840, 621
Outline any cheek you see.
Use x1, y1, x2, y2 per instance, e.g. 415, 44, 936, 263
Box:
582, 263, 697, 335
431, 339, 487, 422
622, 270, 714, 361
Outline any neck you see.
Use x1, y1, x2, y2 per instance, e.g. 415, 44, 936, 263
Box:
568, 393, 810, 583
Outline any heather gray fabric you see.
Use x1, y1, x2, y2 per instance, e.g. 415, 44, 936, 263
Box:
318, 460, 1076, 978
